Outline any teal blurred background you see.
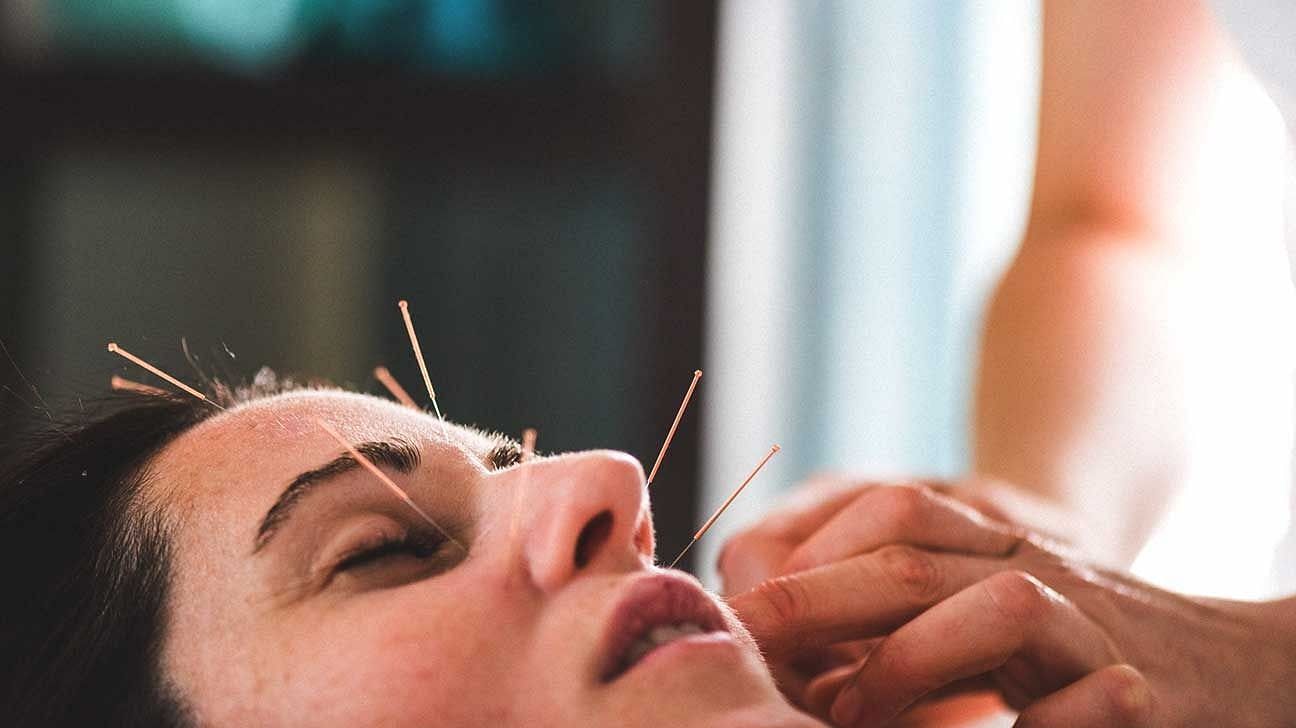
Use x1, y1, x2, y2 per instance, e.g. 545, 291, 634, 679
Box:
0, 0, 1054, 578
0, 0, 716, 561
697, 1, 1038, 583
17, 0, 652, 75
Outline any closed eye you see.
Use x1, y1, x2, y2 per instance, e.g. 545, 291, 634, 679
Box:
334, 532, 446, 572
327, 527, 465, 590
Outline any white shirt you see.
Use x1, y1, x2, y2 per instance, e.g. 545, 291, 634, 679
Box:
1208, 0, 1296, 592
1209, 1, 1296, 133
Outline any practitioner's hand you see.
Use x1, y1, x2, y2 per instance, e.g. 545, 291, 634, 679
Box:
717, 475, 1017, 597
716, 476, 1021, 705
720, 480, 1296, 727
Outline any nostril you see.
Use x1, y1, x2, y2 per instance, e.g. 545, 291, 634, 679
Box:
574, 510, 614, 569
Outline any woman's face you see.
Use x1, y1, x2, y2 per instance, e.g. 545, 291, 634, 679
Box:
150, 390, 818, 727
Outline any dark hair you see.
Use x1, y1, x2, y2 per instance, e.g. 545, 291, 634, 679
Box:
0, 391, 223, 726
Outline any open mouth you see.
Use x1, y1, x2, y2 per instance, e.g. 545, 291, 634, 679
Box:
598, 572, 731, 683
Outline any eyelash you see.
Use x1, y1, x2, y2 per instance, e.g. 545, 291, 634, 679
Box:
333, 531, 448, 573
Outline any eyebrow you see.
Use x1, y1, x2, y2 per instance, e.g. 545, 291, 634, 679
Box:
252, 439, 423, 553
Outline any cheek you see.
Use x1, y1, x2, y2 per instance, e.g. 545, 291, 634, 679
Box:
281, 594, 528, 727
179, 576, 539, 728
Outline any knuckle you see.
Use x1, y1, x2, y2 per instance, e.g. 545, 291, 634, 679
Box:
875, 544, 944, 604
778, 545, 816, 574
864, 637, 926, 693
1100, 665, 1154, 723
753, 574, 813, 628
1038, 559, 1088, 590
982, 570, 1053, 624
875, 485, 935, 533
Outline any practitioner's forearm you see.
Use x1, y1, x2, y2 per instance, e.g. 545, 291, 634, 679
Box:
1030, 0, 1236, 246
968, 0, 1290, 566
972, 235, 1195, 565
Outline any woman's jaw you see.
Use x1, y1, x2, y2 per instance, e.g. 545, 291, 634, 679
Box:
144, 389, 823, 727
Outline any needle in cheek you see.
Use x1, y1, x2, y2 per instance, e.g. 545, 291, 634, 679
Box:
668, 444, 780, 569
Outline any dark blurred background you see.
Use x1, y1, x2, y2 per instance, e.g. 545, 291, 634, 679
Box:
3, 0, 1285, 601
0, 0, 715, 564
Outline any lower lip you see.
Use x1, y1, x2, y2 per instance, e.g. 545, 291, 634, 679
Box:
616, 631, 742, 681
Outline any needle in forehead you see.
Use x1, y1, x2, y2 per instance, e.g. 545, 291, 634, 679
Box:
373, 365, 419, 409
668, 444, 780, 570
316, 418, 465, 553
646, 369, 703, 488
520, 428, 538, 462
500, 422, 531, 564
106, 342, 225, 409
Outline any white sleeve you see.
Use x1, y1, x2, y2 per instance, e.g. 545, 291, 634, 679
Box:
1207, 0, 1296, 133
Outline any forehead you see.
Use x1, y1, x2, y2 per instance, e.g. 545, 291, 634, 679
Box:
147, 390, 496, 512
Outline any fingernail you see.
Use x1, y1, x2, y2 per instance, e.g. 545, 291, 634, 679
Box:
831, 684, 865, 726
830, 654, 872, 726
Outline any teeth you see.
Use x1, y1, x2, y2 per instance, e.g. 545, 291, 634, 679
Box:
648, 625, 684, 644
622, 622, 708, 670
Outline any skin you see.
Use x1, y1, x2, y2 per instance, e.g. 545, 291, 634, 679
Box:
148, 390, 822, 728
714, 3, 1295, 721
973, 0, 1294, 565
720, 478, 1296, 727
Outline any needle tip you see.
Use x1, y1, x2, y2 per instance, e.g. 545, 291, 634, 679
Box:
771, 444, 781, 452
397, 299, 409, 310
667, 541, 695, 570
373, 365, 388, 376
693, 369, 703, 377
106, 342, 117, 352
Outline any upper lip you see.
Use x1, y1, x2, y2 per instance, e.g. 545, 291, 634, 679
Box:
597, 571, 729, 683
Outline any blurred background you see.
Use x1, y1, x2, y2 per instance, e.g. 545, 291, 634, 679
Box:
0, 0, 1289, 597
0, 0, 716, 559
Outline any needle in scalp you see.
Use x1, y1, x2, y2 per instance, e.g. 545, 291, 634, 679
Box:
373, 365, 418, 409
397, 300, 446, 423
315, 418, 465, 553
106, 342, 225, 409
668, 444, 780, 570
110, 375, 168, 397
646, 369, 702, 488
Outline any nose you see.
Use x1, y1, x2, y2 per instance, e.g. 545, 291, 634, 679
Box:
506, 450, 655, 593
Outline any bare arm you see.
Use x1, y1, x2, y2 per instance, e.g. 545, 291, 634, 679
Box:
972, 0, 1293, 566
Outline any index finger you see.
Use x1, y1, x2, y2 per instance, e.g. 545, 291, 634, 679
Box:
726, 546, 1002, 656
717, 477, 869, 594
830, 571, 1121, 726
777, 485, 1023, 576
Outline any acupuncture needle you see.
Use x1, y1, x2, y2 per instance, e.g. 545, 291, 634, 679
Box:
646, 369, 702, 488
373, 365, 419, 409
106, 342, 225, 409
316, 418, 465, 553
668, 445, 780, 569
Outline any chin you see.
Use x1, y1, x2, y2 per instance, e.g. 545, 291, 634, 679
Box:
609, 643, 818, 728
679, 704, 826, 728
